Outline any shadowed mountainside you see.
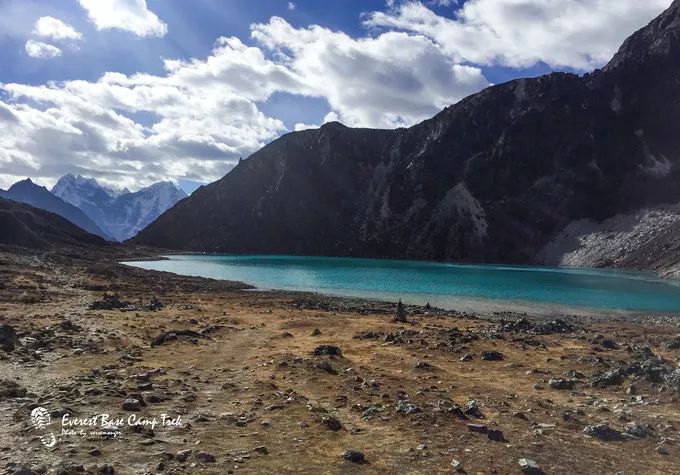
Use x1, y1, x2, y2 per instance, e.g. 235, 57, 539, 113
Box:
0, 197, 108, 249
0, 179, 112, 241
133, 1, 680, 274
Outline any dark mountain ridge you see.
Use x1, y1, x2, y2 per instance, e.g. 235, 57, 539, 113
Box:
0, 179, 112, 241
133, 1, 680, 272
0, 197, 107, 249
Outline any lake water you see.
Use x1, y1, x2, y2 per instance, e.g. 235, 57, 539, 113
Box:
124, 255, 680, 314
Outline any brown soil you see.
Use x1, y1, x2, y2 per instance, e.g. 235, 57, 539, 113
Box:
0, 249, 679, 474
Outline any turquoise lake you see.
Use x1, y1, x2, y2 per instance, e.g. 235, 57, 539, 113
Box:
124, 255, 680, 313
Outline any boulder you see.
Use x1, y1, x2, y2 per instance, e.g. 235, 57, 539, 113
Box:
342, 449, 365, 463
0, 324, 19, 353
313, 345, 342, 356
583, 423, 623, 441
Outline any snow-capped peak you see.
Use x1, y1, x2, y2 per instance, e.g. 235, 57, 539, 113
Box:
51, 174, 188, 241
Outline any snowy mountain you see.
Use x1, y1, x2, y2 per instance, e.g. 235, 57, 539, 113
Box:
52, 174, 187, 241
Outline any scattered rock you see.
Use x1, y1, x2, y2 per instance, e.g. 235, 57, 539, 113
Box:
151, 329, 205, 347
0, 324, 19, 353
487, 428, 505, 441
195, 451, 216, 463
122, 398, 142, 411
518, 458, 544, 475
450, 459, 464, 472
656, 446, 670, 455
624, 422, 651, 438
467, 423, 488, 434
414, 361, 434, 370
342, 449, 365, 464
0, 380, 27, 398
175, 450, 192, 462
663, 336, 680, 350
316, 360, 336, 374
148, 297, 163, 311
396, 400, 422, 415
321, 415, 342, 431
59, 320, 80, 332
12, 467, 38, 475
481, 351, 503, 361
362, 405, 385, 418
253, 445, 268, 455
89, 294, 129, 310
549, 378, 576, 390
313, 345, 342, 356
583, 423, 623, 441
600, 339, 618, 349
462, 400, 483, 418
501, 318, 575, 335
311, 328, 321, 336
592, 368, 628, 388
460, 353, 473, 362
394, 299, 408, 323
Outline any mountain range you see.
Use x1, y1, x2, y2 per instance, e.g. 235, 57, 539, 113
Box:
132, 1, 680, 277
0, 179, 112, 240
0, 196, 107, 249
52, 174, 187, 241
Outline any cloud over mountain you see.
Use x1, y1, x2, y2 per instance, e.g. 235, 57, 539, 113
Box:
366, 0, 671, 69
0, 0, 673, 190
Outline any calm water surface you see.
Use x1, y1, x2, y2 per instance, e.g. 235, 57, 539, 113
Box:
124, 255, 680, 313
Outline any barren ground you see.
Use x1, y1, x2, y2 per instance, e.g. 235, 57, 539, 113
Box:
1, 248, 679, 474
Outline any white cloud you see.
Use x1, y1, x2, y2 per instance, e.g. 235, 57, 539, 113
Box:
366, 0, 672, 69
1, 1, 673, 190
288, 2, 296, 10
294, 122, 316, 131
24, 39, 62, 58
251, 17, 488, 128
1, 37, 294, 190
78, 0, 167, 38
33, 16, 83, 41
294, 111, 340, 131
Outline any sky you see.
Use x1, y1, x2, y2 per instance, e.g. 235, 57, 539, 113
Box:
0, 0, 673, 194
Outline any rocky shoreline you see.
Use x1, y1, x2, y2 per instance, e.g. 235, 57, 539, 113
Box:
1, 248, 680, 474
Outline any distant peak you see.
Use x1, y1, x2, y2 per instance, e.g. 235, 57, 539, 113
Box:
10, 178, 37, 189
320, 121, 347, 130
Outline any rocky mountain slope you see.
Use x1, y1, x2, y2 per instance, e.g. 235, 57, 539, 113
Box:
52, 174, 187, 241
0, 179, 111, 241
0, 197, 107, 249
134, 1, 680, 274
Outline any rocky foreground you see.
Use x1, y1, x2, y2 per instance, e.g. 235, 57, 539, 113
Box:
1, 249, 680, 474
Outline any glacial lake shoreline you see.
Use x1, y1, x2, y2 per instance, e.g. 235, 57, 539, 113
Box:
123, 254, 680, 317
